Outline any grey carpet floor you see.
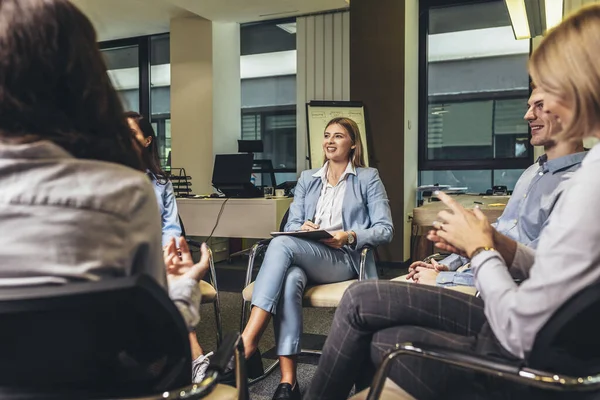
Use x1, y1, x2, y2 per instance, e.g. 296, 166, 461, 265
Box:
193, 261, 406, 400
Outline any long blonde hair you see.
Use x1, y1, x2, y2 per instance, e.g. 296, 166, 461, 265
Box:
529, 4, 600, 141
322, 117, 366, 167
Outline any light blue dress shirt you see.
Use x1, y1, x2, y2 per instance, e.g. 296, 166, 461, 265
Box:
149, 173, 182, 247
437, 151, 586, 287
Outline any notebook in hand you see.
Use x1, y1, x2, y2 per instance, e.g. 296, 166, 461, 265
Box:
270, 230, 333, 240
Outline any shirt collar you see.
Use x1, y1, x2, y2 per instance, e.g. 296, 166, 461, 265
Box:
541, 151, 587, 174
312, 161, 357, 184
0, 140, 73, 160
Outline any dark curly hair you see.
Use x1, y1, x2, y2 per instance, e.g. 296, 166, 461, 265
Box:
0, 0, 142, 170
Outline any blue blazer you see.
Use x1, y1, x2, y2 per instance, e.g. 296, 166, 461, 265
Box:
284, 167, 394, 279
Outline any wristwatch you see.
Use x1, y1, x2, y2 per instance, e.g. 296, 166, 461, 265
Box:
346, 231, 356, 246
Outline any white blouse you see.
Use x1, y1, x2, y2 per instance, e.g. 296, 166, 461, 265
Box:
312, 161, 356, 231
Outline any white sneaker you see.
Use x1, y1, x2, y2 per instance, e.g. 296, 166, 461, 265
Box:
192, 351, 214, 383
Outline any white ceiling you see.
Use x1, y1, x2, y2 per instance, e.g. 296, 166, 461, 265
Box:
71, 0, 348, 41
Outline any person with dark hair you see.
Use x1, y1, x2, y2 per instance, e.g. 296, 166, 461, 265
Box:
0, 0, 207, 387
239, 117, 394, 399
126, 111, 182, 247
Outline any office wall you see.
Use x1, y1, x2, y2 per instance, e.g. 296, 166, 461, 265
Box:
213, 22, 241, 157
296, 11, 350, 172
350, 0, 406, 262
404, 0, 419, 259
170, 17, 213, 195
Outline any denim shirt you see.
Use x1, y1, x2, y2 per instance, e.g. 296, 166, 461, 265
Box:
0, 141, 200, 329
149, 173, 182, 247
437, 151, 586, 287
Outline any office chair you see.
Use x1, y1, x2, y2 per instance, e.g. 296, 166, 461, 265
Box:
0, 274, 248, 399
354, 280, 600, 400
179, 215, 224, 347
239, 208, 375, 383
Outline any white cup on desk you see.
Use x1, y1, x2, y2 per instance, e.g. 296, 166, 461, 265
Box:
275, 189, 285, 197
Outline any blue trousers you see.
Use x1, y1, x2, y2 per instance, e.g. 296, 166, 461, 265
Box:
251, 235, 357, 356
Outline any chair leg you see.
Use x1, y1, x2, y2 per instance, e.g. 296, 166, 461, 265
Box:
213, 300, 223, 348
207, 246, 223, 347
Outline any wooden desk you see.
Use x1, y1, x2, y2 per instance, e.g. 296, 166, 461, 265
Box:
177, 197, 293, 239
411, 195, 509, 262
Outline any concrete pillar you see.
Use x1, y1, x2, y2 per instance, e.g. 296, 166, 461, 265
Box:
170, 17, 213, 195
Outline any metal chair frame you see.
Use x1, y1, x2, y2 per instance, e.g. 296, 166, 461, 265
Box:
366, 342, 600, 400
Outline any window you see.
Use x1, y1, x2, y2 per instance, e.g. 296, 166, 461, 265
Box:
100, 34, 172, 170
419, 0, 532, 193
241, 19, 297, 185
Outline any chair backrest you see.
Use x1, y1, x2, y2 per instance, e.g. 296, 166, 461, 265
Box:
0, 274, 191, 399
527, 280, 600, 376
279, 208, 290, 232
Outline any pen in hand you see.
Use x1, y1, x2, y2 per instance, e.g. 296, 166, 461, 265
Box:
302, 218, 320, 231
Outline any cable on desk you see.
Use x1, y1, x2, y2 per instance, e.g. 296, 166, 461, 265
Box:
206, 198, 230, 243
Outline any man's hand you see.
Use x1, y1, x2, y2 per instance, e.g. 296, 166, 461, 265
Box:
300, 220, 320, 231
164, 237, 210, 283
406, 267, 439, 286
320, 231, 349, 249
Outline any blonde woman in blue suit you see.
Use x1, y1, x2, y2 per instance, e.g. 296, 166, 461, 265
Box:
242, 117, 394, 400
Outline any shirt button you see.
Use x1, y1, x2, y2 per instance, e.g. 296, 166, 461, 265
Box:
513, 219, 518, 224
523, 194, 527, 198
539, 172, 544, 176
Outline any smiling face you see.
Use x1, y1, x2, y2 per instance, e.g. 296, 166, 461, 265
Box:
323, 123, 355, 163
524, 88, 561, 147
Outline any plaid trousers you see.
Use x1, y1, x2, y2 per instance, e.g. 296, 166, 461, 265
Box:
305, 280, 543, 400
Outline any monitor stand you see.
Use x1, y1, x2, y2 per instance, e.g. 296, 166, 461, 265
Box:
214, 183, 263, 198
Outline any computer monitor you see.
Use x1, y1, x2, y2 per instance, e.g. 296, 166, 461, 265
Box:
212, 154, 262, 198
238, 140, 264, 153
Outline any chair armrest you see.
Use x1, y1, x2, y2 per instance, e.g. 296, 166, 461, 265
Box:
203, 332, 249, 399
366, 342, 523, 400
358, 246, 374, 281
365, 342, 600, 400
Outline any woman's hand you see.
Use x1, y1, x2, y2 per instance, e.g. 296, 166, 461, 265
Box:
427, 192, 494, 258
406, 267, 439, 285
406, 258, 447, 280
163, 237, 210, 283
300, 220, 320, 231
320, 231, 349, 249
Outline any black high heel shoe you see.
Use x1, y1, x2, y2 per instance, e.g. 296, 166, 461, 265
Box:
219, 348, 264, 386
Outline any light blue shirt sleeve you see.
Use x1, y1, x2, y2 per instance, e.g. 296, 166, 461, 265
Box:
160, 180, 182, 246
436, 269, 474, 287
151, 177, 182, 247
439, 253, 469, 271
